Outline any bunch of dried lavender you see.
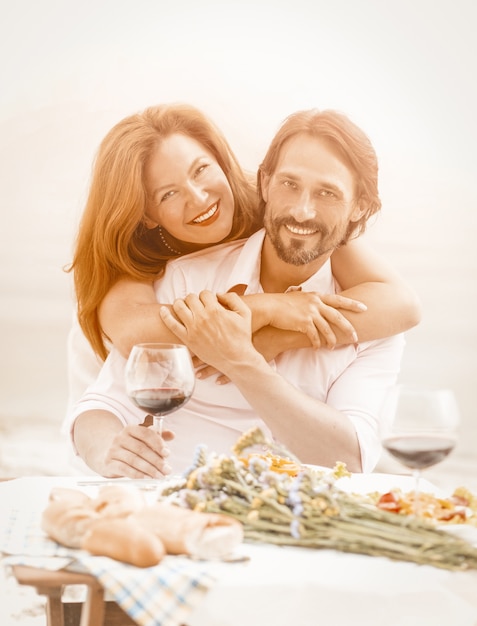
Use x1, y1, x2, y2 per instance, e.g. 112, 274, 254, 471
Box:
162, 428, 477, 571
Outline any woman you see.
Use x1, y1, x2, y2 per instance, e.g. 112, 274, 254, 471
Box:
66, 103, 420, 477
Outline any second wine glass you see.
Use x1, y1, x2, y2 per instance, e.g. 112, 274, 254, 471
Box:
125, 343, 195, 433
381, 384, 460, 515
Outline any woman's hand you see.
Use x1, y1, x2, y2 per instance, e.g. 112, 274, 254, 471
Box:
261, 291, 366, 349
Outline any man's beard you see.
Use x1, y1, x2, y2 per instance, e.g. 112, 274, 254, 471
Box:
265, 215, 339, 266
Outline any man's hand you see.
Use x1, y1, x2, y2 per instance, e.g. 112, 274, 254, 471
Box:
160, 291, 258, 376
99, 424, 174, 479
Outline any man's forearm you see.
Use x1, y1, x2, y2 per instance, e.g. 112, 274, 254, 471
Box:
220, 357, 362, 472
73, 410, 122, 474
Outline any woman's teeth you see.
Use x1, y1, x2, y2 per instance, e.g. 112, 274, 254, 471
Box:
193, 203, 218, 224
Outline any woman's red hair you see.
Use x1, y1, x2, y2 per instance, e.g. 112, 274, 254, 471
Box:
68, 104, 261, 359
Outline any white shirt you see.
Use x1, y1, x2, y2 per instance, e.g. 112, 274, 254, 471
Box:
65, 230, 404, 473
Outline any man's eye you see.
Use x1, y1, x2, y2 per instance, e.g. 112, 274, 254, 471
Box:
318, 189, 335, 198
283, 180, 297, 189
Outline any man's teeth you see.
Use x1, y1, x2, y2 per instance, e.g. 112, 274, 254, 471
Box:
193, 203, 218, 224
286, 224, 317, 235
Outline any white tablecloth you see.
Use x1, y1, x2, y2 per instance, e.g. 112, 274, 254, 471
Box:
1, 475, 477, 626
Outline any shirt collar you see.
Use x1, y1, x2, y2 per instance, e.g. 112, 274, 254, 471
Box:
227, 229, 266, 294
227, 228, 338, 295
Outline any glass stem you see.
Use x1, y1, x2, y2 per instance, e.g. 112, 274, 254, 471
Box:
153, 415, 164, 435
413, 469, 421, 516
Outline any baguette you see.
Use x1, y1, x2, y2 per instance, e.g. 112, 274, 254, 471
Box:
41, 501, 99, 549
41, 485, 144, 549
42, 485, 243, 565
90, 485, 146, 518
47, 487, 92, 506
81, 518, 166, 567
132, 502, 244, 559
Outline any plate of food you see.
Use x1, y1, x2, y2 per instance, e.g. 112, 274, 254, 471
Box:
367, 486, 477, 544
240, 450, 477, 546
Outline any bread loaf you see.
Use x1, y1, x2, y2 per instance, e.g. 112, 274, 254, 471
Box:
90, 485, 145, 518
132, 502, 244, 559
81, 518, 166, 567
42, 485, 243, 565
41, 485, 144, 549
47, 487, 92, 506
41, 501, 99, 549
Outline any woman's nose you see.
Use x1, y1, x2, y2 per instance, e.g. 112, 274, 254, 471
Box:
290, 193, 316, 222
186, 182, 208, 206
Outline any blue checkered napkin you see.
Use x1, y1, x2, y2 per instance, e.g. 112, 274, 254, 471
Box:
0, 508, 74, 561
79, 554, 215, 626
1, 509, 216, 626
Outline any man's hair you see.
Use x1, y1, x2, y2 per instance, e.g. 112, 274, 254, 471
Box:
257, 109, 381, 242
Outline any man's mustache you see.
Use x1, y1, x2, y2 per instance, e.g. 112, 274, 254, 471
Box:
280, 219, 329, 235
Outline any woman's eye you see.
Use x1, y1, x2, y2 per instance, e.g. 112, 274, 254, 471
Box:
161, 190, 176, 202
195, 163, 209, 177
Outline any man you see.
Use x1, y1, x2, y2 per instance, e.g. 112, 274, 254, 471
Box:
69, 109, 404, 477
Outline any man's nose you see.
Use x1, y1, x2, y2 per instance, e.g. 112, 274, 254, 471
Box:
290, 193, 316, 222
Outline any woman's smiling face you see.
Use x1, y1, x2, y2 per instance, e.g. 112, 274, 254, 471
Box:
144, 133, 235, 245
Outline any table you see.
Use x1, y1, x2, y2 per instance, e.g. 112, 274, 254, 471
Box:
12, 564, 134, 626
2, 476, 477, 626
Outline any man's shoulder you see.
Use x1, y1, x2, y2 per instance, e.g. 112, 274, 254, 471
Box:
357, 332, 406, 354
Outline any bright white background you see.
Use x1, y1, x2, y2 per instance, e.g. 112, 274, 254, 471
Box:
1, 0, 476, 467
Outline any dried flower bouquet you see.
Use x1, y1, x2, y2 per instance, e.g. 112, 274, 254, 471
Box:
162, 428, 477, 571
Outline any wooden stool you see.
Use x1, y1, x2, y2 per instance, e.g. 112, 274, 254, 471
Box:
11, 565, 135, 626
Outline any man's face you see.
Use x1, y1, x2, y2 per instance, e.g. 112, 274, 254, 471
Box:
261, 133, 364, 266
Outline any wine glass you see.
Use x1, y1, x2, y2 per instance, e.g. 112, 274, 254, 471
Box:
125, 343, 195, 434
381, 384, 460, 515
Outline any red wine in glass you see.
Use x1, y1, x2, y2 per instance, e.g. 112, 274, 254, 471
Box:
130, 387, 190, 415
381, 385, 459, 516
125, 343, 195, 434
382, 435, 456, 470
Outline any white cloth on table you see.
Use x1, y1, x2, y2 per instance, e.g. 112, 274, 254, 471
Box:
2, 476, 477, 626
